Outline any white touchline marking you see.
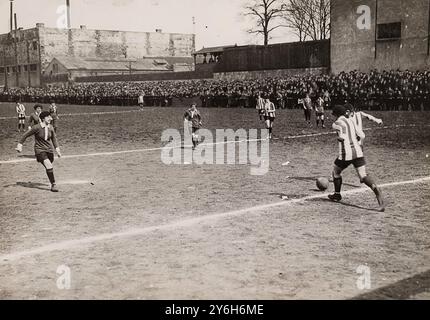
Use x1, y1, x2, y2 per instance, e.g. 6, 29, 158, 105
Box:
1, 124, 426, 165
0, 110, 140, 120
0, 176, 429, 264
0, 139, 268, 164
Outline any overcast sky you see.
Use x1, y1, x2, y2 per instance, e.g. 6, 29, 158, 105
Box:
0, 0, 296, 49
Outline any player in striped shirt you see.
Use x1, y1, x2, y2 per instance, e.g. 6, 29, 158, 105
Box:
263, 97, 276, 139
48, 101, 59, 133
345, 103, 383, 146
328, 106, 385, 212
15, 101, 26, 132
256, 92, 265, 121
15, 111, 62, 192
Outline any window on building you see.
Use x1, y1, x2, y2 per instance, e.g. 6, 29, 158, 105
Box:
377, 22, 402, 40
0, 67, 4, 73
6, 67, 10, 73
30, 64, 38, 71
24, 65, 28, 72
12, 66, 16, 73
17, 66, 21, 73
32, 41, 38, 50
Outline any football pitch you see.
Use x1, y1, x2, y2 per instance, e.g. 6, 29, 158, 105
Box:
0, 102, 429, 299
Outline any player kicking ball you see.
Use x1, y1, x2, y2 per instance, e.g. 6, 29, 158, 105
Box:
15, 111, 62, 192
328, 106, 385, 212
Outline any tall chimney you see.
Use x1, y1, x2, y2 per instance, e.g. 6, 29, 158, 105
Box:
66, 0, 71, 29
14, 13, 17, 31
10, 0, 13, 32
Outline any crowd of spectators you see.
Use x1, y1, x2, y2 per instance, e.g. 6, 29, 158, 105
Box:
1, 70, 429, 111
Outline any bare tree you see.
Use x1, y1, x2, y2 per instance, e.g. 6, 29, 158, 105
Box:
243, 0, 287, 46
284, 0, 330, 42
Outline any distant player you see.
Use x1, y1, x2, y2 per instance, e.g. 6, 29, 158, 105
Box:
256, 92, 265, 121
15, 101, 26, 132
138, 93, 144, 110
302, 93, 313, 126
345, 103, 383, 146
184, 103, 202, 150
328, 105, 385, 212
28, 104, 43, 130
323, 90, 331, 109
263, 97, 276, 139
15, 111, 62, 192
49, 101, 59, 133
315, 95, 326, 128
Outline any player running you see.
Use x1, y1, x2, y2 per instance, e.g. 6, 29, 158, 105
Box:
15, 111, 62, 192
328, 105, 385, 212
28, 104, 43, 130
263, 97, 276, 139
184, 103, 202, 150
15, 101, 26, 132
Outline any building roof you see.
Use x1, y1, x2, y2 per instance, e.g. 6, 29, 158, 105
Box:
49, 56, 172, 71
151, 56, 194, 65
193, 45, 237, 55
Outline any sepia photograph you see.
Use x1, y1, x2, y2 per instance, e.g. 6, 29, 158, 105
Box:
0, 0, 429, 304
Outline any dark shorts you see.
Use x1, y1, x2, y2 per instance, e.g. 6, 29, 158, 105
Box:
18, 115, 26, 120
334, 158, 366, 170
335, 157, 366, 170
264, 116, 275, 122
36, 152, 54, 164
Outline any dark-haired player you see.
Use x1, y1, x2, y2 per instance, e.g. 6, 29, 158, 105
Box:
328, 105, 385, 212
184, 103, 202, 150
28, 104, 43, 130
16, 111, 62, 192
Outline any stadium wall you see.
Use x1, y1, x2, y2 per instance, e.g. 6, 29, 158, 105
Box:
214, 40, 330, 73
214, 67, 328, 80
331, 0, 430, 73
74, 70, 213, 83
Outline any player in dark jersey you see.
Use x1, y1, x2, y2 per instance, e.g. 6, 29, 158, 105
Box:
28, 104, 43, 130
16, 111, 62, 192
184, 103, 202, 150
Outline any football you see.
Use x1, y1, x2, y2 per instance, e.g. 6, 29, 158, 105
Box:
316, 177, 329, 191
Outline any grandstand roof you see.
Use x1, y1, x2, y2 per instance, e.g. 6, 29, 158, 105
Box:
194, 45, 237, 55
151, 56, 194, 65
48, 56, 171, 72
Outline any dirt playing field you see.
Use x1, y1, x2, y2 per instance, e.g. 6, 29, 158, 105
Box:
0, 101, 429, 299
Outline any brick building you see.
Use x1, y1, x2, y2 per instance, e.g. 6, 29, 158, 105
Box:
0, 23, 195, 87
331, 0, 430, 73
